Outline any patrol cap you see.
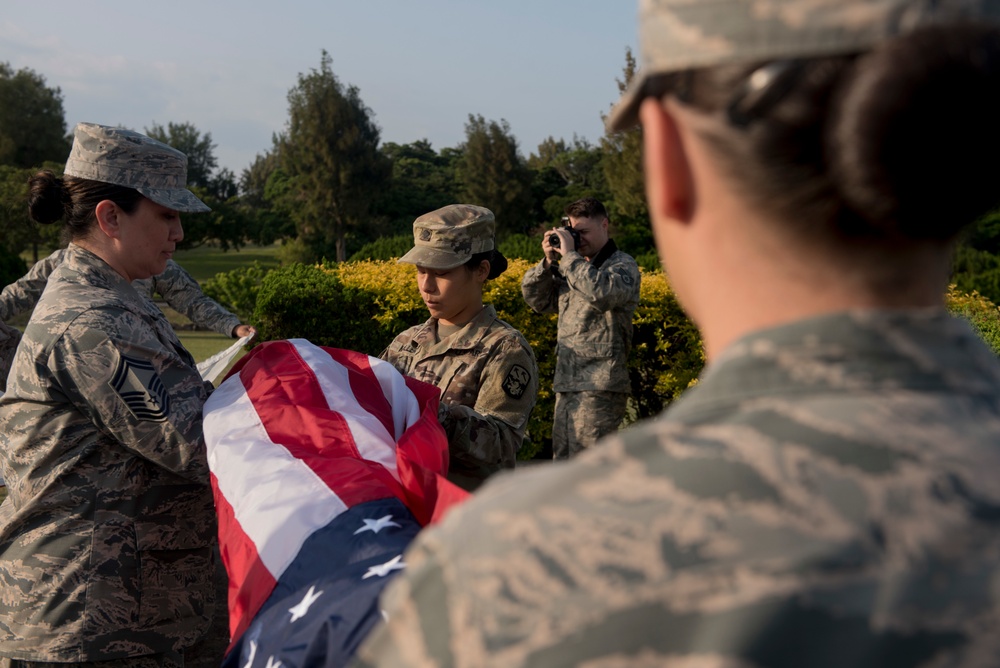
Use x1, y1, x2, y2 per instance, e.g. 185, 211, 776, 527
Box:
63, 122, 210, 213
399, 204, 503, 270
608, 0, 1000, 132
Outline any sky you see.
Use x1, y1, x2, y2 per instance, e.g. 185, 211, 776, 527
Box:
2, 1, 639, 177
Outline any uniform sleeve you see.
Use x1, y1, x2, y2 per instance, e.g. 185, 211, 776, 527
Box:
440, 336, 538, 479
0, 250, 63, 322
0, 321, 21, 393
49, 311, 211, 483
153, 261, 242, 337
520, 260, 561, 314
560, 252, 641, 311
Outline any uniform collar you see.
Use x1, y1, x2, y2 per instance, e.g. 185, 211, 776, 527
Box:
589, 238, 618, 269
61, 244, 167, 320
407, 304, 499, 354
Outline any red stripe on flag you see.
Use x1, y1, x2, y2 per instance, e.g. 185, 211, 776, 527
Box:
211, 471, 277, 645
239, 341, 403, 507
333, 349, 398, 441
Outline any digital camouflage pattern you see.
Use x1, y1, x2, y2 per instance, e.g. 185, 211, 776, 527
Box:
608, 0, 1000, 131
64, 123, 209, 213
0, 250, 241, 386
0, 244, 219, 661
552, 390, 628, 459
522, 240, 640, 393
354, 310, 1000, 667
381, 305, 538, 491
132, 262, 241, 338
398, 204, 498, 270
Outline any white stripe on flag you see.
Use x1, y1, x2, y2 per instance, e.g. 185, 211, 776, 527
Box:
367, 355, 423, 442
290, 340, 400, 479
204, 376, 349, 578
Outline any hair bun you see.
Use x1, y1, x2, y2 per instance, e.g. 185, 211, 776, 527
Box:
828, 24, 1000, 239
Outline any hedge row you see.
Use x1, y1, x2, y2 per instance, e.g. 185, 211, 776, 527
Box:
211, 258, 1000, 460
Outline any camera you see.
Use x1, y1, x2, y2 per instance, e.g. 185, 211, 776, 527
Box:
548, 222, 582, 250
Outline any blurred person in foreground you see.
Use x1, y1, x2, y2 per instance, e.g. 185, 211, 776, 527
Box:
0, 123, 227, 668
521, 197, 641, 460
353, 0, 1000, 665
381, 204, 539, 491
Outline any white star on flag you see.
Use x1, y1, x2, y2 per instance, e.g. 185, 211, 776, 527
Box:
288, 585, 324, 622
264, 656, 282, 668
243, 640, 257, 668
363, 554, 406, 579
354, 514, 403, 535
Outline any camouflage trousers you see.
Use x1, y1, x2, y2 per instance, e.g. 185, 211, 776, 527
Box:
0, 656, 182, 668
552, 390, 628, 460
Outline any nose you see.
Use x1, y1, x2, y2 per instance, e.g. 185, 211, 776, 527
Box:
419, 273, 437, 295
171, 218, 184, 244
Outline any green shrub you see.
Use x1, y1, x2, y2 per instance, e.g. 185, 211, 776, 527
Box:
348, 235, 413, 262
946, 284, 1000, 355
201, 261, 272, 322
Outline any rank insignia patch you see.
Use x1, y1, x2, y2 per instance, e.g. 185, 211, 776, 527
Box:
502, 364, 531, 399
109, 353, 171, 422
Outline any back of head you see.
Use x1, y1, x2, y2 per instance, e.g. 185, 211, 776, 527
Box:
610, 0, 1000, 245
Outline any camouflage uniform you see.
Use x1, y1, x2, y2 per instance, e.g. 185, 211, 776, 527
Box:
354, 311, 1000, 666
0, 323, 18, 394
0, 250, 240, 336
521, 240, 640, 458
382, 305, 538, 491
0, 244, 219, 662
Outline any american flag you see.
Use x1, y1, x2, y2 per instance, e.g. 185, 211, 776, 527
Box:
203, 339, 469, 667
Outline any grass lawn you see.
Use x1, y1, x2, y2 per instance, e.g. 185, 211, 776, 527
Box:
172, 243, 282, 282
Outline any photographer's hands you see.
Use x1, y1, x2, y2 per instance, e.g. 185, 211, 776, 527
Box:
543, 227, 574, 264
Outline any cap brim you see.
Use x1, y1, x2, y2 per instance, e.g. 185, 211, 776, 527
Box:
137, 186, 211, 213
397, 246, 468, 270
606, 71, 649, 133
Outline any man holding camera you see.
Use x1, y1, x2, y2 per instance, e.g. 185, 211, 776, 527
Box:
521, 197, 641, 459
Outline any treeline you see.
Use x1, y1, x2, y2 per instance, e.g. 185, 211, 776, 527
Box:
3, 52, 999, 304
0, 50, 655, 281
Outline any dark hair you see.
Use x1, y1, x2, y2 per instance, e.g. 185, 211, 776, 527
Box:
464, 250, 508, 280
665, 23, 1000, 244
564, 197, 608, 221
28, 171, 145, 240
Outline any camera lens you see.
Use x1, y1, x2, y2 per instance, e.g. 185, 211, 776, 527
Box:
548, 233, 560, 248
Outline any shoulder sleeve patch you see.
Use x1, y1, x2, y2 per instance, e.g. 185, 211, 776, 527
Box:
617, 266, 634, 285
109, 353, 171, 422
502, 364, 531, 399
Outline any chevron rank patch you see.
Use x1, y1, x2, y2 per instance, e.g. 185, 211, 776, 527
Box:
109, 353, 171, 421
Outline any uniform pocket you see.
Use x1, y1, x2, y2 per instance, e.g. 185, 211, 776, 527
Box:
137, 545, 214, 630
570, 341, 615, 358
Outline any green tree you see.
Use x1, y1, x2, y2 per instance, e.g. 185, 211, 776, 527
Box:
601, 48, 655, 265
276, 51, 391, 262
376, 139, 460, 233
0, 63, 69, 168
458, 115, 534, 236
601, 49, 647, 223
0, 163, 63, 262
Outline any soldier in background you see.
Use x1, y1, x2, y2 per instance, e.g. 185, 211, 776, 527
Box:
381, 204, 538, 491
0, 123, 227, 667
521, 197, 641, 459
0, 250, 255, 392
354, 1, 1000, 665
